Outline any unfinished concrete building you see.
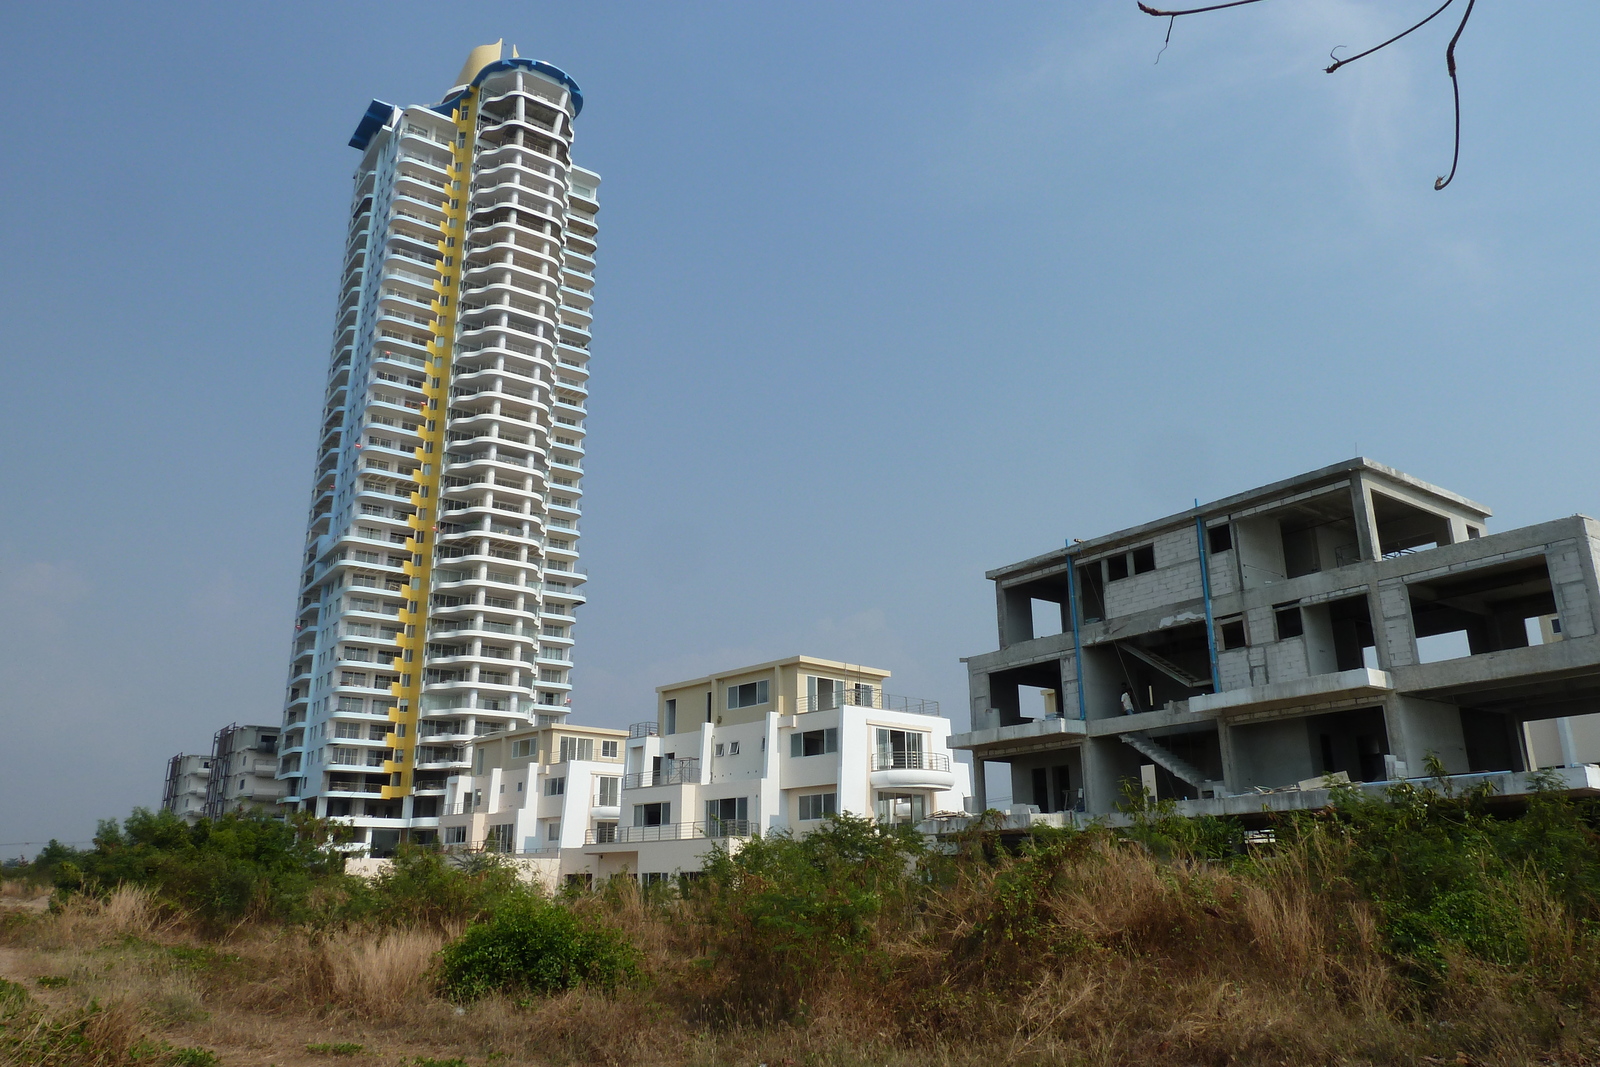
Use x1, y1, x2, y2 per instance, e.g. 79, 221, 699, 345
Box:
955, 459, 1600, 818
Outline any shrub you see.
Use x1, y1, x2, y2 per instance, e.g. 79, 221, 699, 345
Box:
169, 1049, 219, 1066
690, 814, 925, 1013
39, 808, 348, 926
1273, 778, 1600, 988
437, 897, 639, 1000
342, 845, 530, 928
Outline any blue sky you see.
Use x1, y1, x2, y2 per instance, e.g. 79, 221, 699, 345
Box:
2, 2, 1595, 852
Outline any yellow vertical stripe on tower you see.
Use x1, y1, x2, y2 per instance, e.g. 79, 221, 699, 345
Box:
384, 89, 476, 803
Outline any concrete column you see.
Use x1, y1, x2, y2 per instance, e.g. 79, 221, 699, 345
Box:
1557, 716, 1579, 767
971, 758, 988, 812
1372, 580, 1415, 669
999, 584, 1031, 647
1350, 473, 1380, 561
1080, 736, 1124, 816
1059, 651, 1082, 722
1216, 720, 1241, 795
967, 667, 995, 732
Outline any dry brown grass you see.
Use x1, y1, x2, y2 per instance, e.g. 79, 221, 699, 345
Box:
7, 840, 1600, 1067
255, 926, 449, 1017
0, 880, 47, 902
27, 885, 165, 951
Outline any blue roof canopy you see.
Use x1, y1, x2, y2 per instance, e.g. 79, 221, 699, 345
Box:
349, 100, 399, 150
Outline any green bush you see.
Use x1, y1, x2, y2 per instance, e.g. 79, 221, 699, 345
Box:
437, 897, 639, 1000
168, 1049, 219, 1067
340, 845, 530, 928
1273, 778, 1600, 986
35, 808, 348, 926
691, 814, 925, 1012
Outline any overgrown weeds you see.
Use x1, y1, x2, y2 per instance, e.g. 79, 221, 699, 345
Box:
9, 789, 1600, 1065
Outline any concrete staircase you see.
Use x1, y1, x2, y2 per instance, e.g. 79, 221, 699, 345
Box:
1116, 642, 1211, 690
1118, 731, 1222, 797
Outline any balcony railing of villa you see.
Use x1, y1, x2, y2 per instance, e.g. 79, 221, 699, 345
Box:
798, 690, 942, 716
870, 752, 952, 773
628, 721, 658, 738
623, 759, 700, 790
584, 819, 752, 845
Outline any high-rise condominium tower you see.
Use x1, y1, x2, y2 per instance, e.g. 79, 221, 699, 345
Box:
276, 44, 598, 853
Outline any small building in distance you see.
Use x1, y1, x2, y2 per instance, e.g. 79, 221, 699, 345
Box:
204, 723, 282, 820
160, 723, 281, 825
956, 458, 1600, 820
161, 754, 213, 824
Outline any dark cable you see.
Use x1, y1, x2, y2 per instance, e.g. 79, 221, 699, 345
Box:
1325, 0, 1457, 73
1435, 0, 1476, 190
1139, 0, 1267, 15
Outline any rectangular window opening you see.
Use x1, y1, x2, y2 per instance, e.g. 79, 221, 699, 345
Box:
1219, 617, 1247, 651
1274, 604, 1304, 640
727, 680, 770, 709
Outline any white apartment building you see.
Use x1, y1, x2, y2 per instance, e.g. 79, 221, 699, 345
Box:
435, 721, 627, 881
580, 657, 971, 883
275, 43, 601, 854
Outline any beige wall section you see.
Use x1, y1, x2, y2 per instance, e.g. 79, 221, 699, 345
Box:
655, 656, 893, 733
476, 721, 627, 774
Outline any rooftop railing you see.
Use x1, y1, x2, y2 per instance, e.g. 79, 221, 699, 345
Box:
798, 691, 942, 717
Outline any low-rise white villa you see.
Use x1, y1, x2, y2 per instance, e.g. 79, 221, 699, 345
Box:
380, 657, 968, 888
580, 656, 970, 883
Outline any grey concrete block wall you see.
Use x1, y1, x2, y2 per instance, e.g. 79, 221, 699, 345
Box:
1218, 647, 1251, 692
1104, 562, 1204, 619
1376, 582, 1416, 668
1154, 526, 1202, 569
1209, 547, 1238, 597
1244, 605, 1276, 648
1264, 634, 1310, 685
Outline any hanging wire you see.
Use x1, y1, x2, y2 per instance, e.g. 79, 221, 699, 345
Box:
1138, 0, 1481, 190
1325, 0, 1456, 72
1138, 0, 1267, 14
1434, 0, 1477, 190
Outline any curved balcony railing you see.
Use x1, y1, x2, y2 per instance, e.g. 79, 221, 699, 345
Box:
870, 752, 951, 773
